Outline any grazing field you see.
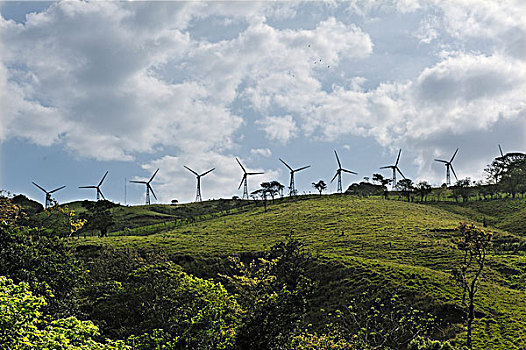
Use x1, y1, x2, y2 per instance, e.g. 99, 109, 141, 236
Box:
427, 198, 526, 236
76, 195, 526, 349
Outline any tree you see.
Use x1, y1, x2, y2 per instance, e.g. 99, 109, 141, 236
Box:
0, 276, 126, 349
452, 178, 473, 202
332, 291, 437, 349
485, 152, 526, 198
396, 179, 414, 201
224, 238, 315, 350
451, 223, 492, 349
80, 200, 117, 237
312, 180, 327, 196
415, 181, 432, 202
251, 188, 268, 211
0, 196, 85, 318
91, 262, 241, 349
373, 174, 392, 199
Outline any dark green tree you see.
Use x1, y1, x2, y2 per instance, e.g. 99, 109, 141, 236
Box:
312, 180, 327, 196
396, 179, 414, 201
485, 152, 526, 198
452, 178, 473, 202
80, 200, 117, 237
415, 181, 432, 202
91, 262, 241, 349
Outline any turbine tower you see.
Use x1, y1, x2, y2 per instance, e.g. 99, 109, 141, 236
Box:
434, 148, 459, 186
380, 149, 405, 190
130, 169, 159, 205
32, 182, 65, 208
184, 166, 215, 202
79, 171, 108, 201
279, 158, 310, 196
236, 158, 264, 200
331, 150, 357, 193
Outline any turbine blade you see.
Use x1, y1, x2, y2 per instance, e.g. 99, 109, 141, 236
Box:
98, 188, 105, 200
184, 166, 199, 176
148, 184, 157, 200
294, 165, 310, 172
380, 166, 392, 169
342, 169, 357, 175
498, 144, 504, 157
149, 168, 159, 183
49, 185, 66, 194
451, 166, 458, 181
434, 159, 448, 163
450, 148, 459, 163
279, 158, 293, 171
247, 172, 264, 175
396, 167, 406, 179
130, 181, 147, 184
200, 168, 215, 177
98, 171, 109, 187
330, 171, 339, 183
238, 174, 246, 190
236, 158, 246, 173
79, 186, 97, 189
32, 182, 47, 193
334, 150, 342, 169
395, 149, 401, 166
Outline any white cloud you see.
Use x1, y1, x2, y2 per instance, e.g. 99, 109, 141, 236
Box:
256, 115, 297, 144
250, 148, 272, 157
2, 0, 526, 193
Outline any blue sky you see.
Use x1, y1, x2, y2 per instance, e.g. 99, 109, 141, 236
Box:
1, 1, 525, 205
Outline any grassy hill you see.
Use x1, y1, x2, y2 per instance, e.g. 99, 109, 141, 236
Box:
74, 195, 526, 349
427, 198, 526, 236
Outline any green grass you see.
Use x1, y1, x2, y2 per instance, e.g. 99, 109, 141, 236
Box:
75, 195, 526, 349
427, 198, 526, 236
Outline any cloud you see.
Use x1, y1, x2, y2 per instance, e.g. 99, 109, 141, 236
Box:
250, 148, 272, 157
0, 2, 372, 162
256, 115, 297, 144
2, 0, 525, 193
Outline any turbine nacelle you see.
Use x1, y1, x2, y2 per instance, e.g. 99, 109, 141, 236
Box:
32, 182, 66, 208
236, 158, 264, 199
130, 169, 159, 204
279, 158, 310, 196
434, 148, 459, 186
331, 150, 357, 193
79, 171, 108, 201
380, 149, 405, 189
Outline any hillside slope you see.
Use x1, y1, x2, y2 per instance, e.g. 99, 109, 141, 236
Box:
427, 198, 526, 236
78, 196, 526, 349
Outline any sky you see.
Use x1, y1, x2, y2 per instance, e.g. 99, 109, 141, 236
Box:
1, 0, 525, 205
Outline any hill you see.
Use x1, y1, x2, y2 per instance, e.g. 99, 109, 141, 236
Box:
75, 195, 526, 349
427, 198, 526, 237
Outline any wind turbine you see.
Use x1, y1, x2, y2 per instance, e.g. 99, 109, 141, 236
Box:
130, 169, 159, 205
184, 166, 215, 202
331, 150, 357, 193
32, 182, 65, 208
236, 158, 263, 200
380, 149, 405, 190
279, 158, 310, 196
434, 148, 459, 186
79, 171, 108, 201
